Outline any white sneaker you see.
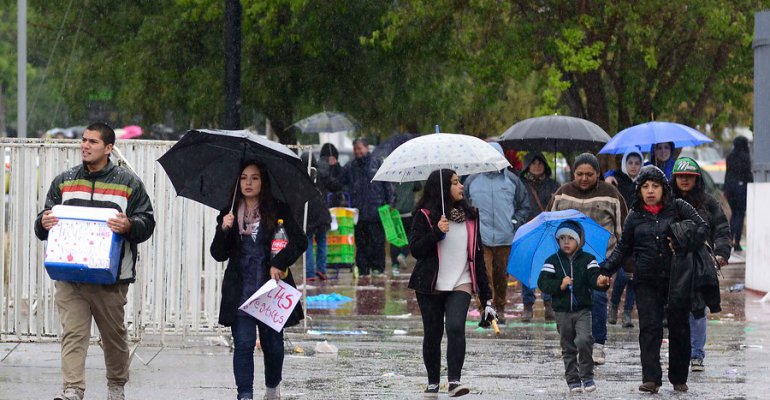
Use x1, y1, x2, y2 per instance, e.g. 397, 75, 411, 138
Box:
264, 384, 280, 400
592, 343, 606, 365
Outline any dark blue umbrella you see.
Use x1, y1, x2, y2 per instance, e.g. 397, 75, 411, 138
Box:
371, 133, 417, 160
599, 121, 713, 154
507, 209, 611, 289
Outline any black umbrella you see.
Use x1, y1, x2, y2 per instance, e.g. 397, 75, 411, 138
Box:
371, 133, 417, 160
291, 111, 360, 133
157, 129, 319, 226
498, 115, 611, 152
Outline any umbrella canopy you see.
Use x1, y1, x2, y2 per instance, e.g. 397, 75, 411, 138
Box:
599, 121, 713, 155
371, 133, 510, 183
291, 111, 359, 133
371, 133, 417, 160
157, 129, 319, 226
120, 125, 143, 139
506, 209, 611, 290
498, 115, 611, 152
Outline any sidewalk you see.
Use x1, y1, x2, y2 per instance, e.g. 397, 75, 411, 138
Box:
2, 262, 770, 399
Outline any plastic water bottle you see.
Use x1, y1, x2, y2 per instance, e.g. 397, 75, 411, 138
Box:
271, 219, 288, 259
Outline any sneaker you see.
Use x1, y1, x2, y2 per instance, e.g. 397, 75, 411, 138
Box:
544, 301, 556, 321
582, 379, 596, 392
54, 388, 84, 400
522, 304, 534, 322
306, 276, 318, 282
568, 382, 583, 393
691, 358, 705, 372
622, 311, 634, 328
448, 381, 469, 397
107, 383, 125, 400
316, 271, 329, 281
673, 383, 689, 392
608, 304, 619, 325
592, 343, 606, 365
264, 384, 280, 400
423, 383, 439, 398
396, 253, 407, 266
237, 395, 254, 400
734, 243, 743, 252
638, 381, 660, 393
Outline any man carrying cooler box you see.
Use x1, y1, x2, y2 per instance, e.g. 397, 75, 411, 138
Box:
34, 122, 155, 400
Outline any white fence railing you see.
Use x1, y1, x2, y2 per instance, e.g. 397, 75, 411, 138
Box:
0, 138, 238, 343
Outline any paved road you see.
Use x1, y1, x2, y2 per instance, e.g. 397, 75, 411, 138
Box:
2, 260, 769, 399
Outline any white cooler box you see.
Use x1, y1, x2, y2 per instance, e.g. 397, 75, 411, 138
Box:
44, 205, 124, 284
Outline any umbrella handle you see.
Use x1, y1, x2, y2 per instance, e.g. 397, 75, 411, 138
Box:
439, 168, 445, 216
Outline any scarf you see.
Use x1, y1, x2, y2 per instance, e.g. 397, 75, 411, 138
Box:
238, 200, 261, 237
448, 206, 466, 223
643, 203, 663, 215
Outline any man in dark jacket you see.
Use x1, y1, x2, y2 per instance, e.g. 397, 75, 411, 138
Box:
724, 136, 752, 251
301, 153, 333, 281
341, 138, 394, 276
519, 152, 560, 321
317, 143, 345, 206
35, 122, 155, 400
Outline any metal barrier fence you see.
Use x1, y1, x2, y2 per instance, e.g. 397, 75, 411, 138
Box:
0, 138, 229, 343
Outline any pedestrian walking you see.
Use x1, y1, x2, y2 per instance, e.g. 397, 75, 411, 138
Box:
538, 220, 604, 394
301, 153, 332, 281
723, 136, 752, 252
547, 153, 627, 365
604, 149, 643, 328
409, 169, 493, 398
598, 165, 708, 393
317, 143, 345, 207
341, 138, 394, 276
671, 157, 731, 372
465, 142, 530, 325
35, 122, 156, 400
519, 151, 560, 321
210, 160, 306, 400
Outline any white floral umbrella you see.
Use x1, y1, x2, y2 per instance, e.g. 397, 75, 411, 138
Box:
372, 133, 510, 214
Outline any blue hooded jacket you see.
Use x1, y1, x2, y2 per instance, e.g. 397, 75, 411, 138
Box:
464, 142, 531, 246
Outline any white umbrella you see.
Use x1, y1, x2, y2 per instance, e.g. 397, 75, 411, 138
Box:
372, 133, 510, 214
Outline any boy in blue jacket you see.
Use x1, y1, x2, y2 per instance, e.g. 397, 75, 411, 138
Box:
537, 220, 603, 394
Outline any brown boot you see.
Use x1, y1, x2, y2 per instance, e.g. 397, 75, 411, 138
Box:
522, 304, 533, 322
543, 301, 556, 321
638, 382, 660, 393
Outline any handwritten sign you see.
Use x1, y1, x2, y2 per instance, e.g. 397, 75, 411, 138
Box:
239, 279, 302, 332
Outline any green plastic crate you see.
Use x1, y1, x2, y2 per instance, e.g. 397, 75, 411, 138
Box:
378, 205, 408, 247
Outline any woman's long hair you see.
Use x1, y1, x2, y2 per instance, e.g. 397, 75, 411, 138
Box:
414, 169, 474, 222
233, 160, 277, 232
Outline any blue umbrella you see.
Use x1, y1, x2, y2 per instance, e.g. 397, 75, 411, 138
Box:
507, 209, 611, 290
599, 121, 713, 155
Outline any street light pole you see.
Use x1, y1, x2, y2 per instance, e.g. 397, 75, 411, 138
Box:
17, 0, 27, 138
224, 0, 242, 130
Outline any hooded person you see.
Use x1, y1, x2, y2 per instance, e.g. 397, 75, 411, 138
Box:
724, 136, 752, 251
647, 142, 677, 179
317, 143, 345, 207
547, 153, 628, 365
464, 142, 531, 325
518, 151, 561, 321
671, 157, 731, 373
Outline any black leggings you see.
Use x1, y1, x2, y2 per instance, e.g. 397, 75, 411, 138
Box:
416, 291, 471, 384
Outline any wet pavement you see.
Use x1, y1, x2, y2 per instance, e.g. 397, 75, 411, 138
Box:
3, 254, 770, 399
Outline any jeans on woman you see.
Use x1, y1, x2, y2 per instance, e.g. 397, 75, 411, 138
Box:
231, 315, 284, 397
610, 269, 636, 312
689, 312, 707, 360
416, 291, 471, 384
306, 230, 328, 277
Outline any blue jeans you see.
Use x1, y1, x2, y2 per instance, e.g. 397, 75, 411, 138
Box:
592, 291, 608, 345
522, 284, 552, 305
231, 316, 284, 397
306, 230, 327, 277
610, 269, 635, 312
689, 312, 707, 360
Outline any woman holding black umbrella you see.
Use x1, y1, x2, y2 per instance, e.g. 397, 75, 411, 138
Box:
210, 160, 306, 400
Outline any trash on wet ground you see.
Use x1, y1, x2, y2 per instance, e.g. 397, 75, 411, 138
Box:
307, 329, 368, 335
729, 283, 745, 292
393, 329, 407, 335
314, 340, 338, 355
385, 313, 412, 319
306, 293, 353, 309
725, 368, 739, 376
739, 344, 763, 349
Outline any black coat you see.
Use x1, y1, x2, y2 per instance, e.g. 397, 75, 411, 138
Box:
408, 208, 492, 304
669, 220, 722, 317
601, 199, 708, 282
210, 202, 306, 327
